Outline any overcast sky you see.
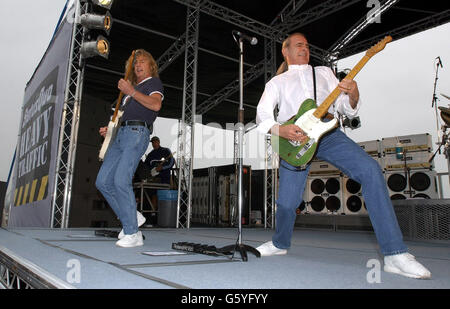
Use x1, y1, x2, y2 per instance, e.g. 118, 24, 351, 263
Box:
0, 1, 449, 197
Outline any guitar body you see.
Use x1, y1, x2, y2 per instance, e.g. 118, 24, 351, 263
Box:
270, 36, 393, 168
99, 110, 123, 161
272, 99, 338, 168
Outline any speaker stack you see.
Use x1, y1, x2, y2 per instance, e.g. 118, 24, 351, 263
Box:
305, 160, 343, 214
381, 133, 438, 200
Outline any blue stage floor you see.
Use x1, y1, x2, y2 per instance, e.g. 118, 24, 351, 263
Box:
1, 226, 449, 289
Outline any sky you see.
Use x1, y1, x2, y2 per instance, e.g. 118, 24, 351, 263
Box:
0, 1, 449, 196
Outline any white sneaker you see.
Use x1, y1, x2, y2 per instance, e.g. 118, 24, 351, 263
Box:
384, 252, 431, 279
115, 231, 144, 248
256, 241, 287, 257
118, 211, 146, 240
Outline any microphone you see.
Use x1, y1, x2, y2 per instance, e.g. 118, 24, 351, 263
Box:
232, 30, 258, 45
437, 56, 443, 68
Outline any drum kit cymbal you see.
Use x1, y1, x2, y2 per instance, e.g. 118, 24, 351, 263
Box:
440, 93, 450, 126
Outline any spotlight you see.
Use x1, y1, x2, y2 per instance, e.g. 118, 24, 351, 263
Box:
91, 0, 114, 10
81, 35, 110, 59
342, 116, 361, 130
80, 11, 113, 35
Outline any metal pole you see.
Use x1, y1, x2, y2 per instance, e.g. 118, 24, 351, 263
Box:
237, 38, 244, 244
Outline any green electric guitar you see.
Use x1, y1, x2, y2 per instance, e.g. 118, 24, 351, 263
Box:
272, 36, 392, 168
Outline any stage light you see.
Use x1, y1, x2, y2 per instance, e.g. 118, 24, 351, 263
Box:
91, 0, 114, 10
80, 11, 113, 35
81, 35, 110, 59
343, 116, 361, 130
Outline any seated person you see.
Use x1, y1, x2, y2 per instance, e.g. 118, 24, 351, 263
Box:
145, 136, 175, 184
144, 136, 175, 209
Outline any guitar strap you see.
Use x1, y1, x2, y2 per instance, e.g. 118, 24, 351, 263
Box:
312, 66, 317, 102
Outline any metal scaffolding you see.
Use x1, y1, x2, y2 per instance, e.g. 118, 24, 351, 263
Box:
51, 0, 87, 228
50, 0, 448, 230
176, 4, 200, 228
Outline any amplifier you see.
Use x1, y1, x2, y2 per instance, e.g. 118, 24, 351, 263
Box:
383, 152, 433, 171
381, 133, 433, 154
358, 140, 381, 157
309, 160, 340, 176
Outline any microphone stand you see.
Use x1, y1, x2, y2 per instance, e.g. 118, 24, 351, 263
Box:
431, 58, 442, 150
220, 37, 260, 261
402, 148, 412, 198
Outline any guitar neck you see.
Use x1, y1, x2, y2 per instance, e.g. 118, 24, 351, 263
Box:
112, 93, 125, 122
112, 51, 136, 122
313, 55, 371, 118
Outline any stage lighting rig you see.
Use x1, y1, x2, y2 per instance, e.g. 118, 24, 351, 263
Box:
80, 11, 113, 35
77, 0, 114, 59
80, 35, 110, 59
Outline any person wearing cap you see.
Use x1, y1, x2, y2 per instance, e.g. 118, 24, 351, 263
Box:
144, 136, 175, 209
96, 49, 164, 248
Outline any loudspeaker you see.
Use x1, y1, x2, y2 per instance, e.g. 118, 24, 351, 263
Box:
191, 176, 209, 224
385, 170, 438, 200
218, 175, 231, 223
342, 176, 368, 215
306, 175, 343, 214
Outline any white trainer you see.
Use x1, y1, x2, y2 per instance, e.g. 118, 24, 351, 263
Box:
118, 211, 146, 240
256, 241, 287, 257
115, 231, 144, 248
384, 252, 431, 279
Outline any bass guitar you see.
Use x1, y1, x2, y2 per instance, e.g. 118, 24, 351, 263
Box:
272, 36, 392, 168
99, 50, 136, 161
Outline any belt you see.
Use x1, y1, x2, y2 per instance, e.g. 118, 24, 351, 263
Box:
324, 113, 334, 120
121, 120, 152, 131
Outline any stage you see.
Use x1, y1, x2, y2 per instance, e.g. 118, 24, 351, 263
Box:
1, 226, 449, 289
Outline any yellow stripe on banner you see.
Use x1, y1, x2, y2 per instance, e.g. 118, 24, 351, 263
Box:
14, 188, 18, 206
16, 186, 23, 206
22, 183, 30, 206
37, 175, 49, 201
29, 179, 38, 204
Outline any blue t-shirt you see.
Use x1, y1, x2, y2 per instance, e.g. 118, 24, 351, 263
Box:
121, 77, 164, 125
145, 146, 175, 184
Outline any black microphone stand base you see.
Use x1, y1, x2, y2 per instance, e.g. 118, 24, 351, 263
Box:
220, 243, 261, 262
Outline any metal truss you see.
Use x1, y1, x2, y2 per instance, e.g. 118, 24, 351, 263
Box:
173, 0, 285, 41
277, 0, 362, 34
327, 0, 399, 62
196, 60, 265, 115
176, 4, 200, 228
0, 247, 73, 289
51, 0, 87, 228
271, 0, 308, 26
264, 135, 278, 229
173, 0, 328, 61
335, 9, 450, 60
0, 263, 33, 289
157, 33, 187, 73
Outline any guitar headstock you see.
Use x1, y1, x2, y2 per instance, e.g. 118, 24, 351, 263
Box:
366, 36, 392, 58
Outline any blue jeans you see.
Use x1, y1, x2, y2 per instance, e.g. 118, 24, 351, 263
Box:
96, 125, 150, 235
273, 129, 407, 256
